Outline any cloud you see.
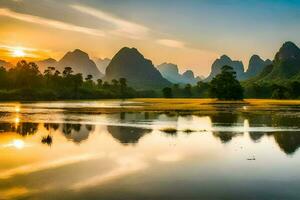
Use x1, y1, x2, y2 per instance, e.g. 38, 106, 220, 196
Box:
156, 39, 185, 48
0, 8, 105, 37
71, 4, 149, 39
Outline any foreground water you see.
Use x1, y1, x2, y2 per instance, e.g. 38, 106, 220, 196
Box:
1, 100, 300, 200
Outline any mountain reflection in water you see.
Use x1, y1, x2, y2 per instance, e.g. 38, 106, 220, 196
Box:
1, 102, 300, 200
0, 111, 300, 154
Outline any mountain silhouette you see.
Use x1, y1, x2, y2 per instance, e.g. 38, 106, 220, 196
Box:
253, 41, 300, 81
243, 55, 272, 80
36, 58, 57, 73
157, 63, 202, 85
107, 125, 151, 145
205, 55, 244, 81
56, 49, 103, 79
0, 59, 13, 69
105, 47, 171, 89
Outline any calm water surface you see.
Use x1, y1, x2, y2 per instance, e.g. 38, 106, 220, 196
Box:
1, 100, 300, 200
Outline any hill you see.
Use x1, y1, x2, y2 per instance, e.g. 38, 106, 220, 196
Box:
105, 47, 171, 89
157, 63, 202, 85
56, 49, 103, 79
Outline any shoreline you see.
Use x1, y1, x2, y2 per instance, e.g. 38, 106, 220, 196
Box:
0, 98, 300, 114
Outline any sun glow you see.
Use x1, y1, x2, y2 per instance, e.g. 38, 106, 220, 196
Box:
12, 48, 26, 57
12, 139, 25, 149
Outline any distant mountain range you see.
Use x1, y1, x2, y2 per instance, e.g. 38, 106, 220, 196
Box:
205, 54, 272, 81
94, 58, 111, 74
157, 63, 203, 85
0, 59, 13, 69
56, 49, 103, 79
35, 58, 57, 73
244, 55, 272, 80
205, 55, 244, 81
36, 49, 103, 79
104, 47, 171, 89
1, 41, 300, 89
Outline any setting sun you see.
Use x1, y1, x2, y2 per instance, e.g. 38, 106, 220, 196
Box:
12, 48, 26, 57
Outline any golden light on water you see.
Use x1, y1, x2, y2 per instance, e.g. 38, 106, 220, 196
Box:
15, 106, 20, 113
11, 139, 25, 149
15, 117, 20, 124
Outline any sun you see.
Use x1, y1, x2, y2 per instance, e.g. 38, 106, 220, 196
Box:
12, 48, 26, 57
12, 139, 25, 149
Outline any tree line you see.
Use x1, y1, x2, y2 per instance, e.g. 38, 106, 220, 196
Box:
0, 61, 299, 100
162, 65, 300, 100
0, 60, 136, 100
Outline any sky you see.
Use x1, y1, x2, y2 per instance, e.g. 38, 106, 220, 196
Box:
0, 0, 300, 76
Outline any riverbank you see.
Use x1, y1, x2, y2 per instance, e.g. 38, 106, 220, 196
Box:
2, 98, 300, 114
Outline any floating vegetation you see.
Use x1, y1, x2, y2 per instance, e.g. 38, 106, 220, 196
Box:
183, 129, 195, 133
160, 128, 177, 134
41, 135, 53, 146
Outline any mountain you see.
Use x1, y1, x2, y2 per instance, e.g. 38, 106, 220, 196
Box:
205, 55, 244, 81
105, 47, 171, 89
157, 63, 202, 85
56, 49, 103, 79
0, 60, 13, 69
36, 58, 57, 73
254, 41, 300, 81
94, 58, 111, 74
243, 55, 272, 80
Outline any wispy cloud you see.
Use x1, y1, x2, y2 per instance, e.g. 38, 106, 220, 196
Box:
0, 8, 105, 37
71, 4, 149, 39
156, 39, 185, 48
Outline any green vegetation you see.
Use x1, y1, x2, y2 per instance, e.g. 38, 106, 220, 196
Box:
209, 66, 244, 100
1, 59, 300, 101
0, 60, 137, 100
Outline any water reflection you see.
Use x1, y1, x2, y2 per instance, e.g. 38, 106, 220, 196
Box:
0, 113, 299, 155
1, 103, 300, 199
107, 126, 151, 145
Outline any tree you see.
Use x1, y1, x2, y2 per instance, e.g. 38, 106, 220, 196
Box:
85, 74, 93, 81
184, 84, 192, 97
9, 60, 42, 89
72, 73, 83, 98
97, 79, 103, 88
209, 65, 243, 100
0, 66, 8, 89
162, 87, 173, 98
63, 67, 73, 77
271, 84, 289, 99
287, 81, 300, 98
196, 81, 210, 97
112, 79, 119, 88
119, 78, 127, 98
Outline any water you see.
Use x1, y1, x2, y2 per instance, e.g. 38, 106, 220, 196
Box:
1, 100, 300, 199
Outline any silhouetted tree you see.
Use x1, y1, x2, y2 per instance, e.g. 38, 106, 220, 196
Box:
63, 67, 73, 77
97, 79, 103, 88
162, 87, 173, 98
119, 78, 127, 98
85, 74, 93, 81
209, 65, 243, 100
184, 84, 192, 97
